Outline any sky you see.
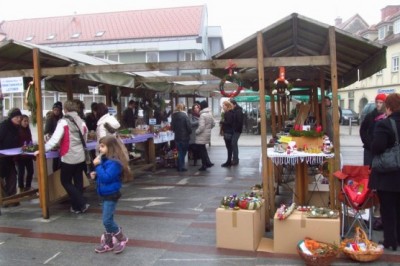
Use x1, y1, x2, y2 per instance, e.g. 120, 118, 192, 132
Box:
0, 0, 398, 47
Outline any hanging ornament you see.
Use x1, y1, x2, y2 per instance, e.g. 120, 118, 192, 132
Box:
219, 59, 244, 98
24, 81, 37, 126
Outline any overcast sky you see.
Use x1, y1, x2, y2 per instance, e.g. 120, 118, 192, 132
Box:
0, 0, 398, 47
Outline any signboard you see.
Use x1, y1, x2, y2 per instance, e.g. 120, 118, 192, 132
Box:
378, 88, 395, 94
0, 77, 24, 93
88, 86, 99, 94
149, 118, 157, 125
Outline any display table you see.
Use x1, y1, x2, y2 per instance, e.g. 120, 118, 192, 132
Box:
266, 148, 335, 208
0, 133, 156, 209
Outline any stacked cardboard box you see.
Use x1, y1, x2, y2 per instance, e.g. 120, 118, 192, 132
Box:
216, 204, 265, 251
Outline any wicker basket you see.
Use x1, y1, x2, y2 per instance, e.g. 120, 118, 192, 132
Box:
297, 238, 339, 266
341, 227, 383, 262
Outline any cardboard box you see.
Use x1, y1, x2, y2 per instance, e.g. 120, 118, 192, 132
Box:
216, 204, 265, 251
274, 210, 340, 254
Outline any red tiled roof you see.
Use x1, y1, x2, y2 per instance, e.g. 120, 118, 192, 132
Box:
1, 5, 205, 44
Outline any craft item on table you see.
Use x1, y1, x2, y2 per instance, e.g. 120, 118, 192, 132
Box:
274, 143, 285, 153
278, 135, 292, 144
21, 142, 39, 152
297, 206, 313, 212
341, 227, 383, 262
297, 237, 339, 265
276, 203, 296, 220
220, 194, 239, 210
237, 196, 263, 210
306, 207, 339, 219
322, 137, 333, 154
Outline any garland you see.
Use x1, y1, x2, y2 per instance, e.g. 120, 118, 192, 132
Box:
24, 82, 37, 126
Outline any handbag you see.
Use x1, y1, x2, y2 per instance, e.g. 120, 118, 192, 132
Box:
371, 118, 400, 173
64, 115, 93, 169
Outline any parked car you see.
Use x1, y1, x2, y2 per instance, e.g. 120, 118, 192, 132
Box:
341, 109, 359, 125
360, 102, 376, 123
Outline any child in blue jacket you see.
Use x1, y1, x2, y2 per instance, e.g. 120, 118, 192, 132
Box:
90, 135, 131, 254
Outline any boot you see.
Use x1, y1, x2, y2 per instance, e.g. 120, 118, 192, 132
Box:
112, 228, 128, 254
95, 233, 114, 253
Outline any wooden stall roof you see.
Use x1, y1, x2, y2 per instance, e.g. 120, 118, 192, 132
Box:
211, 13, 387, 88
0, 39, 136, 94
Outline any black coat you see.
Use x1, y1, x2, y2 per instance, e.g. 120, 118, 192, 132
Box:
232, 105, 244, 133
171, 111, 192, 142
359, 108, 385, 150
0, 118, 20, 149
222, 110, 234, 134
122, 107, 138, 128
368, 111, 400, 192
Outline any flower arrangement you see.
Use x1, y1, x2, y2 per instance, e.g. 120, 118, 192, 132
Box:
289, 128, 324, 138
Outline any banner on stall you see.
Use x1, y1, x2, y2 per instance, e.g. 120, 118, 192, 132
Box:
0, 77, 24, 93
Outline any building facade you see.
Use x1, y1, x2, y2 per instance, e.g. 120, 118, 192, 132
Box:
337, 5, 400, 114
0, 5, 224, 114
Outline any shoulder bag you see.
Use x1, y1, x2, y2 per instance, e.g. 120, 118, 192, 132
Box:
64, 115, 93, 170
371, 118, 400, 173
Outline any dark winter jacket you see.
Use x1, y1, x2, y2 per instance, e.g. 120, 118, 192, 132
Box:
221, 110, 235, 134
171, 111, 192, 142
44, 112, 63, 135
368, 111, 400, 192
0, 118, 20, 149
95, 157, 122, 197
85, 112, 98, 132
360, 108, 385, 150
18, 126, 33, 147
122, 107, 138, 128
232, 105, 244, 133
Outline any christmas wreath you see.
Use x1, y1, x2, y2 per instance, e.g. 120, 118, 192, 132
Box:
219, 60, 244, 98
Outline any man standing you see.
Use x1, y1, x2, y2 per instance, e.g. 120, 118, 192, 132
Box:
171, 103, 192, 172
0, 108, 23, 202
122, 100, 138, 128
230, 99, 244, 166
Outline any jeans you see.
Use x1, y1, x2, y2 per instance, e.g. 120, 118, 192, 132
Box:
102, 199, 119, 233
231, 132, 241, 163
176, 140, 189, 171
224, 134, 233, 163
17, 157, 34, 189
60, 161, 86, 211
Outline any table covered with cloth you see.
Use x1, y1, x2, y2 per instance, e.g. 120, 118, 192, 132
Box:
265, 148, 335, 207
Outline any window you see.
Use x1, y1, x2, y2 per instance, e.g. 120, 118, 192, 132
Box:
348, 91, 354, 98
378, 26, 385, 40
93, 53, 105, 59
25, 35, 34, 42
95, 31, 105, 37
394, 19, 400, 35
107, 53, 119, 62
392, 56, 399, 72
71, 32, 81, 39
376, 70, 383, 76
184, 52, 196, 61
46, 34, 56, 40
146, 52, 159, 63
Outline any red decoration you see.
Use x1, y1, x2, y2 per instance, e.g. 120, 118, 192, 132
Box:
316, 125, 322, 133
219, 59, 244, 98
274, 66, 289, 87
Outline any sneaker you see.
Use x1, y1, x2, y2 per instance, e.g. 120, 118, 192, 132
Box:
81, 204, 90, 213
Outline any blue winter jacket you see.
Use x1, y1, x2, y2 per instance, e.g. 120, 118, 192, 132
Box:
95, 157, 122, 196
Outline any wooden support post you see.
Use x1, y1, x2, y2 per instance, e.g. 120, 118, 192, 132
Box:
33, 48, 49, 219
329, 27, 341, 172
257, 32, 272, 228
